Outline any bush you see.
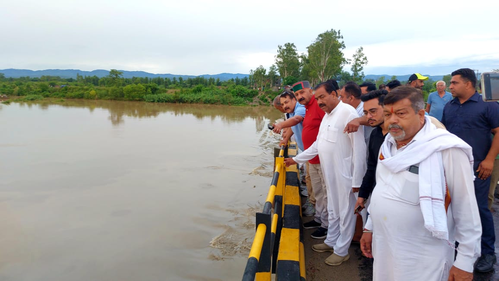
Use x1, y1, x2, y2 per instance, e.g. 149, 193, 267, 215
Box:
107, 87, 124, 100
85, 90, 97, 99
18, 94, 44, 101
123, 84, 146, 101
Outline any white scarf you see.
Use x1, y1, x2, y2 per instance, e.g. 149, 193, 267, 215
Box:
379, 116, 474, 240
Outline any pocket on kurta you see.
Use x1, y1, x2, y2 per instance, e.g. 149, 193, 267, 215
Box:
392, 171, 420, 205
324, 127, 338, 143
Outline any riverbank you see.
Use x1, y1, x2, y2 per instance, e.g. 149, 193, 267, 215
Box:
0, 79, 280, 106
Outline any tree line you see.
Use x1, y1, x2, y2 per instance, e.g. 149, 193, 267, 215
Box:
249, 29, 369, 90
0, 70, 271, 105
3, 28, 459, 105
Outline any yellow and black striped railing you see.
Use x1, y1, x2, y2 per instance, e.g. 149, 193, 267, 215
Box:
242, 142, 306, 281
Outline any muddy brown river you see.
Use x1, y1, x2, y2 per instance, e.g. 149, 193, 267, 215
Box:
0, 100, 283, 281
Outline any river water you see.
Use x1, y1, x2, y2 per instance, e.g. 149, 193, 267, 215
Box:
0, 100, 283, 281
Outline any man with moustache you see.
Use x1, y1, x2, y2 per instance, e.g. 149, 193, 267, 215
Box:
442, 68, 499, 272
292, 81, 328, 239
355, 90, 388, 212
285, 79, 366, 266
360, 86, 481, 281
407, 73, 429, 90
272, 94, 294, 150
273, 91, 311, 215
272, 91, 306, 152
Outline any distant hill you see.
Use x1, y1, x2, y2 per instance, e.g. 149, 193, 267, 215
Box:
0, 69, 250, 81
0, 68, 446, 83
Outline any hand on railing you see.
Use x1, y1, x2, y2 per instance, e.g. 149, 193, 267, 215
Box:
284, 158, 296, 167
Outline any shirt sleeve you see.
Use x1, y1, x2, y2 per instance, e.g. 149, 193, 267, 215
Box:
443, 148, 481, 273
427, 93, 433, 105
293, 140, 318, 164
365, 214, 373, 231
487, 101, 499, 129
294, 104, 306, 118
348, 114, 367, 187
441, 103, 449, 126
359, 129, 378, 199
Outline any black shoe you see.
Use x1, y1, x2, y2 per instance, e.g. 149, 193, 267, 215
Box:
475, 254, 497, 272
311, 227, 328, 239
303, 220, 321, 229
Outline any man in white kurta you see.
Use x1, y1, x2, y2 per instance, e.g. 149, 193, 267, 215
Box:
361, 86, 481, 280
285, 80, 366, 265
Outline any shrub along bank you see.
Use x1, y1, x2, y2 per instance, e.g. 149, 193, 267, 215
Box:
0, 80, 276, 106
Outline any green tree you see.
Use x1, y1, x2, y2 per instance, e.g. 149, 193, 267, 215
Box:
283, 76, 298, 86
248, 69, 255, 89
275, 43, 300, 82
306, 29, 347, 82
299, 54, 319, 85
350, 47, 368, 84
253, 65, 267, 90
338, 71, 353, 86
376, 76, 387, 87
267, 65, 279, 89
107, 69, 124, 87
442, 74, 451, 87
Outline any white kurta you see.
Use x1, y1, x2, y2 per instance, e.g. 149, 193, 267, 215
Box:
353, 101, 368, 225
365, 135, 481, 280
294, 101, 367, 257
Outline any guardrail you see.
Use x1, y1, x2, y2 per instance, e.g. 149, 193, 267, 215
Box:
242, 142, 306, 281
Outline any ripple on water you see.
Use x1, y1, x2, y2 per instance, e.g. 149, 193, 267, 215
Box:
209, 204, 262, 261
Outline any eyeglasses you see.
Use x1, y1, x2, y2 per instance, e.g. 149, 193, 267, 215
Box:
364, 108, 379, 116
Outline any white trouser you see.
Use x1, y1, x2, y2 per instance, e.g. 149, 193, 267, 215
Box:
324, 186, 357, 257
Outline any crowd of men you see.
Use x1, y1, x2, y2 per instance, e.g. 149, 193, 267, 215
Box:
271, 68, 499, 280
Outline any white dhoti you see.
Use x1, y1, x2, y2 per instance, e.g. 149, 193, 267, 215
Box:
294, 102, 366, 257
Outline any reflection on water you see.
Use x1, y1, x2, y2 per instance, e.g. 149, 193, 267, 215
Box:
15, 100, 279, 128
0, 100, 284, 281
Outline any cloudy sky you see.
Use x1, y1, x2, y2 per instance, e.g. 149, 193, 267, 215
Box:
2, 0, 498, 76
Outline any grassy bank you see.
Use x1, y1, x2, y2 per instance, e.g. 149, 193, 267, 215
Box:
0, 82, 278, 106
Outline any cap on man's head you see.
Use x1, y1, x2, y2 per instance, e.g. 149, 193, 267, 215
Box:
408, 73, 429, 83
291, 81, 311, 92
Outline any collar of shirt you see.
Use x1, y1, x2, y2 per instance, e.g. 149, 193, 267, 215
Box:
305, 96, 316, 110
326, 100, 343, 116
450, 92, 480, 105
356, 101, 364, 117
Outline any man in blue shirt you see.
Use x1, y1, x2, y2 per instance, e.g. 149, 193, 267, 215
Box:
426, 80, 452, 121
442, 68, 499, 273
272, 91, 306, 151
